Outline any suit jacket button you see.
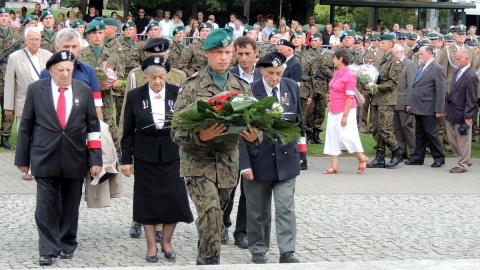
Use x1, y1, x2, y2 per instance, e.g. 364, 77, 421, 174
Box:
284, 152, 287, 154
272, 153, 275, 156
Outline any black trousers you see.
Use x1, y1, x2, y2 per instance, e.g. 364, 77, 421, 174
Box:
223, 172, 247, 238
35, 176, 83, 257
410, 114, 445, 163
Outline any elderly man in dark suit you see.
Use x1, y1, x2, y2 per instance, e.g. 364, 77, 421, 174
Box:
240, 52, 306, 264
14, 51, 102, 266
222, 36, 262, 249
445, 49, 478, 173
392, 44, 416, 159
405, 46, 446, 167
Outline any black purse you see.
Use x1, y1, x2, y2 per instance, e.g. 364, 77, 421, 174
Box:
458, 122, 470, 136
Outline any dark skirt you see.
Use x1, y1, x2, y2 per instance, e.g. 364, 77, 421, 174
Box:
133, 159, 194, 225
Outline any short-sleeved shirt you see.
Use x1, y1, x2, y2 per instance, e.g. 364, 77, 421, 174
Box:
328, 66, 357, 113
84, 14, 97, 23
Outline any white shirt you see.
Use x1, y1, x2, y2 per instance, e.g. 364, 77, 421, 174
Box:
26, 49, 41, 81
51, 79, 73, 125
422, 58, 434, 71
233, 26, 244, 38
239, 66, 256, 83
457, 64, 470, 82
149, 85, 166, 130
159, 19, 174, 39
262, 78, 280, 102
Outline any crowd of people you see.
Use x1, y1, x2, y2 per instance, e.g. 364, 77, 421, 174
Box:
0, 3, 478, 267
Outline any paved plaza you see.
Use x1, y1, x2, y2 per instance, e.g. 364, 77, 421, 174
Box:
0, 152, 479, 269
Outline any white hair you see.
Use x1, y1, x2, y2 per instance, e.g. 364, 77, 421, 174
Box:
55, 28, 81, 47
24, 27, 41, 38
144, 65, 166, 74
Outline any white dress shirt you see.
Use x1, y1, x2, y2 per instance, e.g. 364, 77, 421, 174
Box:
239, 66, 256, 83
149, 85, 166, 130
262, 79, 280, 102
51, 80, 73, 124
26, 49, 41, 81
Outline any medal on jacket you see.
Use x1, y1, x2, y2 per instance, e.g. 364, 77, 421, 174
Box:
143, 100, 149, 109
168, 100, 174, 112
281, 92, 289, 106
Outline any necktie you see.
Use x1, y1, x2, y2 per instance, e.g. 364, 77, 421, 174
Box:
57, 87, 67, 129
272, 87, 279, 103
414, 65, 425, 82
456, 70, 462, 83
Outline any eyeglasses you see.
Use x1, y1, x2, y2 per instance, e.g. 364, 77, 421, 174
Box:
27, 38, 40, 43
366, 31, 371, 33
139, 11, 145, 13
397, 38, 405, 40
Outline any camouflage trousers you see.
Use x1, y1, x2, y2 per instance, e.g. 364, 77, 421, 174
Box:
301, 93, 326, 133
102, 90, 120, 149
185, 176, 232, 264
113, 95, 124, 127
371, 105, 399, 151
0, 69, 13, 137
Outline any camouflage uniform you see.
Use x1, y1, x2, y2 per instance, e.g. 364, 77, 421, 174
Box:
360, 49, 384, 133
293, 50, 303, 62
371, 51, 402, 152
178, 40, 206, 77
169, 42, 184, 69
125, 39, 147, 73
78, 45, 125, 149
40, 30, 56, 53
0, 28, 22, 138
105, 37, 126, 127
172, 67, 252, 265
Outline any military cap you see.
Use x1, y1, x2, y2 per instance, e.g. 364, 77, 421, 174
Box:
291, 31, 303, 38
310, 33, 323, 40
0, 7, 10, 14
277, 39, 295, 50
203, 28, 233, 51
340, 30, 355, 41
141, 55, 171, 72
199, 22, 213, 31
444, 34, 454, 41
243, 25, 254, 34
453, 24, 467, 35
354, 35, 363, 44
256, 52, 286, 68
466, 36, 477, 46
411, 39, 431, 53
396, 31, 407, 39
379, 33, 396, 41
269, 29, 281, 40
427, 32, 440, 40
369, 32, 381, 41
22, 15, 37, 26
104, 18, 118, 27
94, 17, 104, 22
85, 20, 105, 33
46, 50, 75, 70
145, 21, 159, 33
122, 21, 135, 31
40, 10, 54, 21
142, 37, 170, 53
407, 33, 417, 40
173, 26, 184, 36
71, 19, 84, 28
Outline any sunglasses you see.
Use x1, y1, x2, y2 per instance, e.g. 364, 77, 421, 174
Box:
397, 38, 405, 40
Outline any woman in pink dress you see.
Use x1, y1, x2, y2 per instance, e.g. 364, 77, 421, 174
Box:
323, 48, 368, 174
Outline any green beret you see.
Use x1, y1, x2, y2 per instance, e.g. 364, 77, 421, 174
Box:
269, 29, 280, 40
85, 21, 105, 33
291, 31, 303, 38
22, 15, 37, 26
46, 50, 75, 70
122, 22, 136, 31
340, 30, 355, 42
243, 25, 254, 33
103, 18, 118, 27
310, 33, 323, 40
453, 24, 467, 34
0, 7, 10, 14
94, 17, 104, 22
71, 19, 84, 29
203, 28, 233, 51
40, 10, 54, 21
199, 22, 213, 31
379, 33, 396, 41
173, 26, 184, 36
145, 21, 159, 33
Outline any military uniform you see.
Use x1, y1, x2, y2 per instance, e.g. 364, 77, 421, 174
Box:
178, 40, 206, 77
0, 26, 22, 144
368, 49, 403, 168
40, 30, 56, 53
105, 37, 126, 127
125, 39, 148, 72
360, 48, 384, 133
78, 45, 125, 149
169, 41, 184, 69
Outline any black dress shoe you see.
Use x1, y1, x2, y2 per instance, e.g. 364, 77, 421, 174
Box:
196, 256, 220, 265
234, 234, 248, 249
146, 248, 158, 263
252, 253, 267, 264
221, 228, 229, 245
431, 161, 445, 168
129, 222, 142, 238
39, 255, 53, 266
404, 159, 423, 165
155, 231, 162, 243
279, 251, 300, 263
59, 250, 74, 259
161, 244, 176, 260
1, 136, 15, 150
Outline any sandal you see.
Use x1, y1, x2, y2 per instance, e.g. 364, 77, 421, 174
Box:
322, 167, 339, 174
357, 156, 368, 174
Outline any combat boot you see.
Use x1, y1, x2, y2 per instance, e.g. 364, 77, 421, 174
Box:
366, 150, 385, 168
306, 132, 315, 144
1, 136, 15, 150
386, 148, 404, 168
313, 129, 323, 144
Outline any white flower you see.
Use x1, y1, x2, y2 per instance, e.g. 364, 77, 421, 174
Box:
272, 103, 284, 113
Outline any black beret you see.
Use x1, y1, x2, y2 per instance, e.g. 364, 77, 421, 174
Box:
277, 39, 295, 50
46, 50, 75, 70
256, 52, 286, 68
142, 38, 170, 52
141, 55, 171, 73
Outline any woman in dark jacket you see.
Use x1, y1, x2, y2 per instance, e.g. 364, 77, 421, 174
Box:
121, 56, 193, 263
